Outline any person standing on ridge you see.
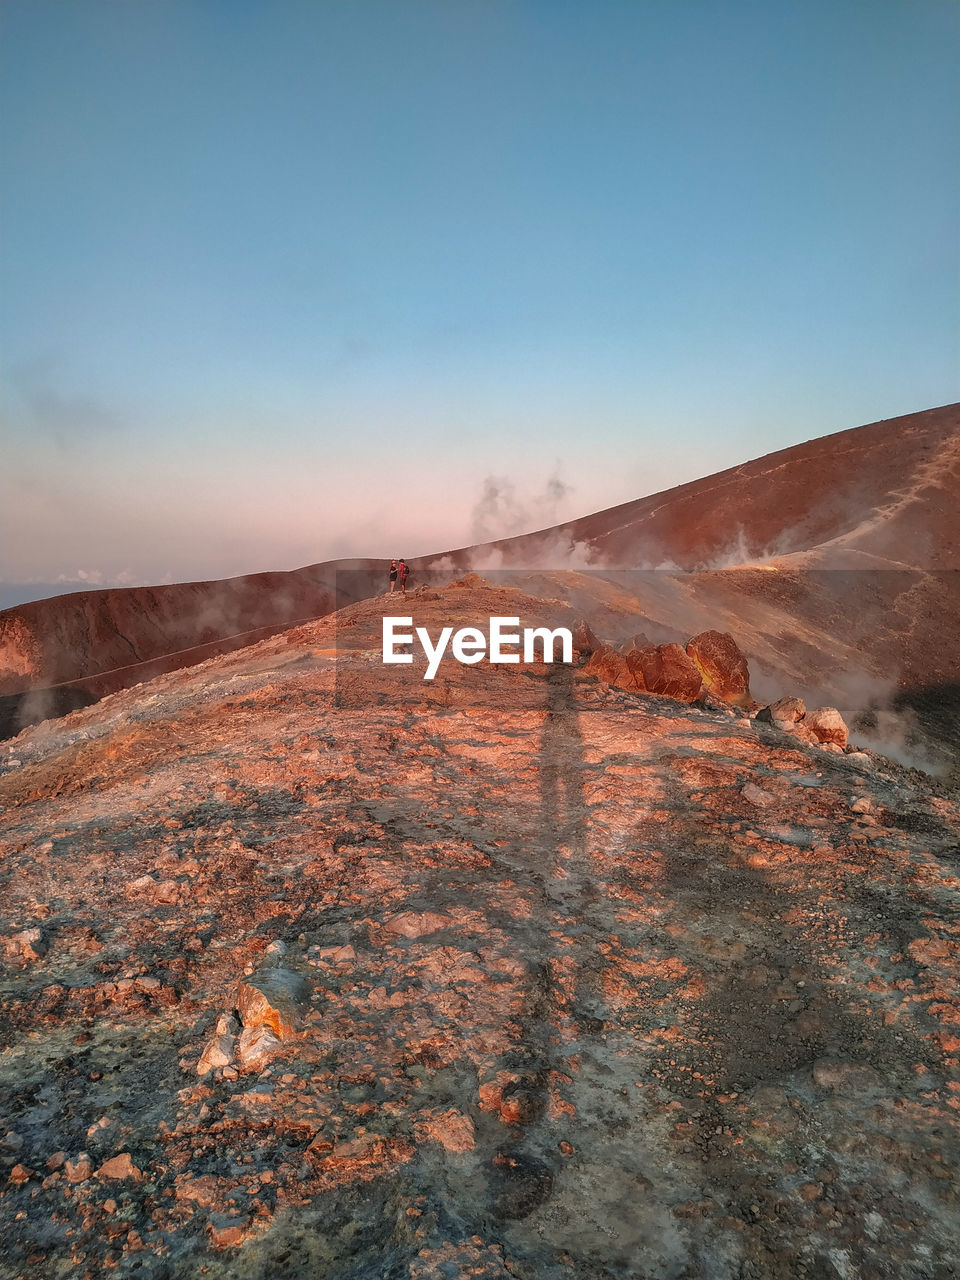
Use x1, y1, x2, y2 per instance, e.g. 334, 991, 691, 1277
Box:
388, 560, 399, 594
398, 559, 410, 594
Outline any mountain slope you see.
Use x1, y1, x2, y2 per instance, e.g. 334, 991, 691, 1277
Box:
440, 401, 960, 571
1, 404, 957, 752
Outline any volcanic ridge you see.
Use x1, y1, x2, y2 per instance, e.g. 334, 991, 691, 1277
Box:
2, 402, 959, 771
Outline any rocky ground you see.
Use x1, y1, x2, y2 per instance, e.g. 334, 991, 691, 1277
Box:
1, 582, 959, 1279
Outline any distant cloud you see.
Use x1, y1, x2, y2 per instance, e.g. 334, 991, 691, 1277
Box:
55, 569, 138, 587
56, 569, 103, 585
9, 358, 125, 447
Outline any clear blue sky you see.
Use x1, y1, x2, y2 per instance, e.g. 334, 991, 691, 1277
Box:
2, 0, 957, 591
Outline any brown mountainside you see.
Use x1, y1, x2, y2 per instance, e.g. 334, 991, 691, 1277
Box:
459, 401, 960, 571
1, 403, 958, 757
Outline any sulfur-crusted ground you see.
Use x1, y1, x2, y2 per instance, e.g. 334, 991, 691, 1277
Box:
1, 584, 959, 1279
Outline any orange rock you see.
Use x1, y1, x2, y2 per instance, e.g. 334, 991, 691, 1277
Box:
197, 1031, 235, 1075
97, 1153, 143, 1182
64, 1155, 93, 1183
805, 707, 849, 748
478, 1082, 504, 1112
236, 968, 309, 1038
208, 1220, 250, 1249
499, 1090, 539, 1125
582, 646, 639, 691
175, 1176, 221, 1207
625, 644, 704, 702
685, 630, 751, 705
416, 1108, 476, 1153
236, 1025, 282, 1073
908, 936, 956, 964
570, 619, 601, 656
756, 696, 806, 725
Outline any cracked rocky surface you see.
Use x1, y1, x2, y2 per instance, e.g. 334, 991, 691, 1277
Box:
1, 583, 959, 1278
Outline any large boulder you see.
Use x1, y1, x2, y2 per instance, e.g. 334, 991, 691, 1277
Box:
582, 646, 641, 691
756, 696, 806, 725
625, 644, 704, 703
806, 707, 849, 748
685, 631, 751, 706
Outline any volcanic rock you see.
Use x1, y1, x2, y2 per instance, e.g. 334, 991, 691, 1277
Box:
235, 1025, 282, 1073
415, 1108, 476, 1154
383, 910, 453, 940
208, 1220, 250, 1249
498, 1087, 539, 1125
806, 707, 849, 748
625, 643, 703, 702
125, 874, 180, 905
741, 783, 777, 808
96, 1153, 143, 1182
260, 939, 288, 967
236, 968, 309, 1038
756, 697, 806, 725
6, 927, 48, 962
811, 1060, 883, 1097
582, 645, 638, 691
685, 630, 751, 705
197, 1029, 236, 1076
64, 1155, 93, 1184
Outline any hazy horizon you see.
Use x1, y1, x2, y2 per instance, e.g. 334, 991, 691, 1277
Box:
3, 396, 958, 611
3, 0, 958, 594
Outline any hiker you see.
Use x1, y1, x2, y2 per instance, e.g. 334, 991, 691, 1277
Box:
398, 558, 410, 594
388, 560, 398, 594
